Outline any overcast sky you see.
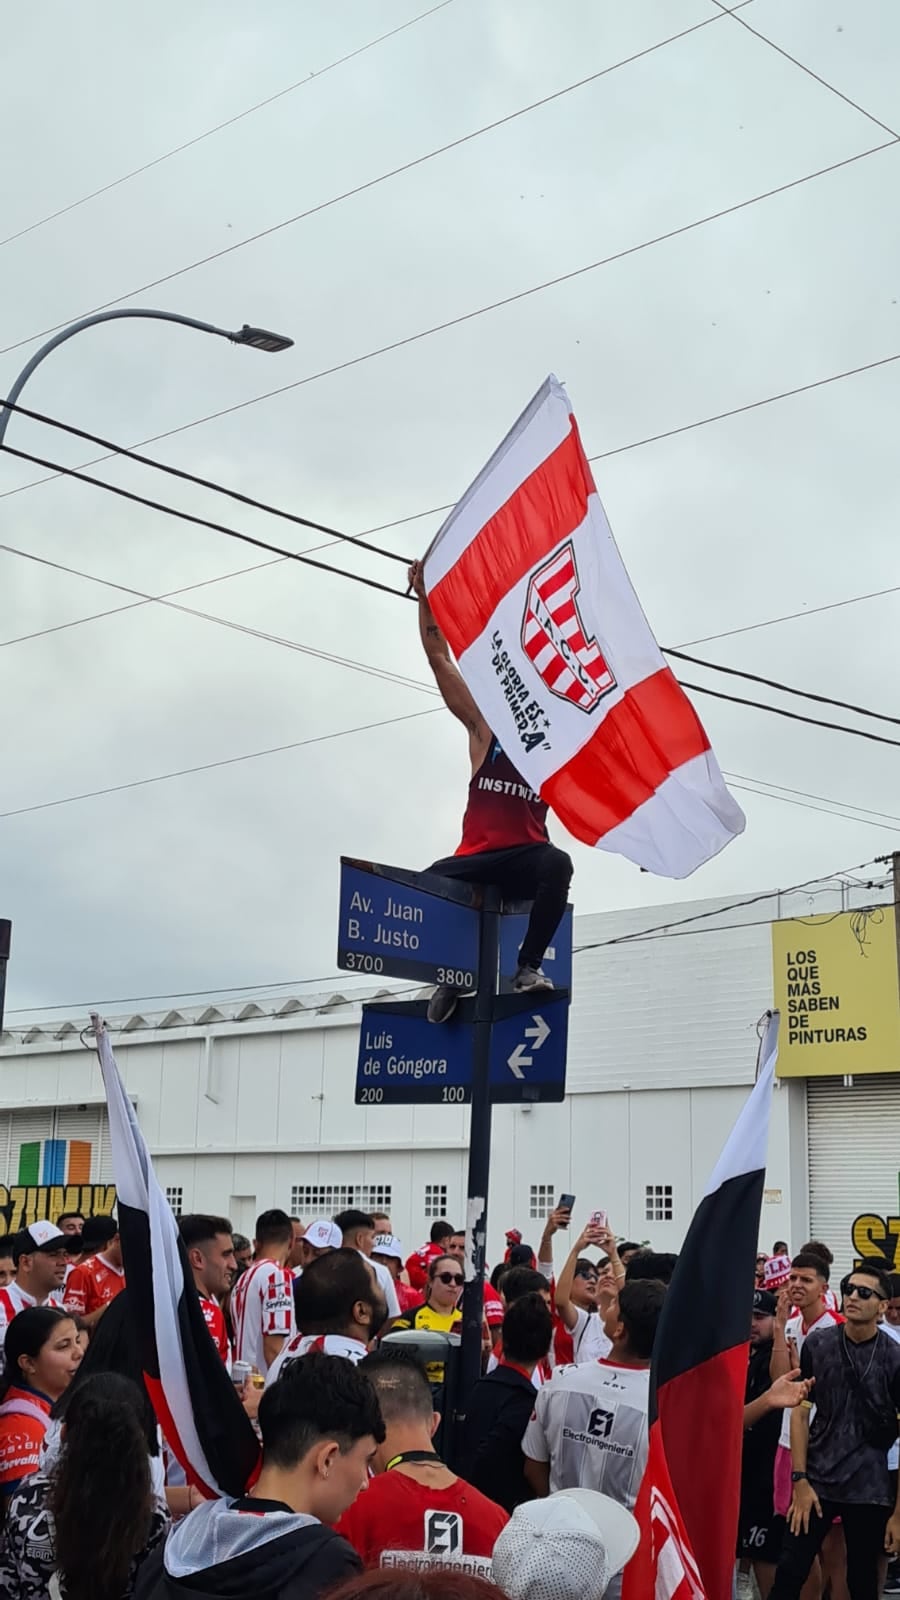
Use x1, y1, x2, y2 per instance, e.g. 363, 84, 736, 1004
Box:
2, 0, 898, 1021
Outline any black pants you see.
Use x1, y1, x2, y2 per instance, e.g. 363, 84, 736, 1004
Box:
769, 1500, 890, 1600
427, 842, 573, 969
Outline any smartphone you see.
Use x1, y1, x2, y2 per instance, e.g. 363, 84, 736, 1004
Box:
589, 1208, 608, 1231
557, 1193, 576, 1222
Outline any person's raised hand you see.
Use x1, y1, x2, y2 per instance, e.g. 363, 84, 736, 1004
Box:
407, 559, 426, 598
543, 1205, 571, 1237
767, 1370, 813, 1411
775, 1288, 791, 1332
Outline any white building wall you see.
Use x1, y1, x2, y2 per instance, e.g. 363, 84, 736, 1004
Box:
2, 879, 865, 1259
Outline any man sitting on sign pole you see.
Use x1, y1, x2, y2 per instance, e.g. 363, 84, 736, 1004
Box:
409, 559, 572, 1024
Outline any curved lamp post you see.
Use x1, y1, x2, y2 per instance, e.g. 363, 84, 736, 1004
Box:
0, 307, 294, 448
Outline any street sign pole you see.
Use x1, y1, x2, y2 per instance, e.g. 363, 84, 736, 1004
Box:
456, 885, 501, 1432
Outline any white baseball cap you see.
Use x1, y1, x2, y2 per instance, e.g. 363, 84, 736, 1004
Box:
492, 1489, 639, 1600
304, 1219, 342, 1251
372, 1233, 403, 1261
22, 1221, 66, 1252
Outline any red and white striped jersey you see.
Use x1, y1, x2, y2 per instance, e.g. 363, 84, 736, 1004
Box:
230, 1258, 293, 1373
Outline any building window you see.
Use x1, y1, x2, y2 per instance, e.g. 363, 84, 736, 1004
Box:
424, 1184, 448, 1220
290, 1184, 392, 1218
645, 1184, 673, 1223
165, 1185, 184, 1214
529, 1184, 555, 1221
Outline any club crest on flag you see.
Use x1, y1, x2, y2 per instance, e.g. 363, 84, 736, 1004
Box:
521, 541, 616, 712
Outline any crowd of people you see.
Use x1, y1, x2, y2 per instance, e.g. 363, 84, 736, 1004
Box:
0, 1202, 898, 1598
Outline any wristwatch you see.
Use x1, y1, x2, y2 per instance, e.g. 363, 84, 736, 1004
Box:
791, 1471, 809, 1483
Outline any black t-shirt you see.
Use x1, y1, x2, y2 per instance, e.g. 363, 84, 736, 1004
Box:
742, 1341, 782, 1493
801, 1325, 900, 1504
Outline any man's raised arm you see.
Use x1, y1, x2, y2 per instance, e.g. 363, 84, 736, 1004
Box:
409, 560, 489, 751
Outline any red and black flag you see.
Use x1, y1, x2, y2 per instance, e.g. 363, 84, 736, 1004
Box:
94, 1015, 260, 1498
623, 1012, 779, 1600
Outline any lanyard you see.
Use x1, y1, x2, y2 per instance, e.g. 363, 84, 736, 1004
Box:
385, 1450, 442, 1471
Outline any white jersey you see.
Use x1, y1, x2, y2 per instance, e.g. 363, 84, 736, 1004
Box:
569, 1305, 613, 1364
230, 1258, 293, 1373
0, 1284, 66, 1373
367, 1254, 400, 1320
778, 1308, 842, 1447
265, 1331, 368, 1388
523, 1358, 650, 1509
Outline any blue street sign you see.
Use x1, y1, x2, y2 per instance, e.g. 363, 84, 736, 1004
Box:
338, 858, 480, 986
488, 993, 569, 1103
356, 1000, 473, 1106
499, 903, 573, 994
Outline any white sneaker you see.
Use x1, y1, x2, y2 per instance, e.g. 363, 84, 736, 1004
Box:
513, 965, 554, 994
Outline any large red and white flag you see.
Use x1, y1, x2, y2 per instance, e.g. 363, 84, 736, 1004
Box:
94, 1016, 260, 1499
423, 376, 745, 878
622, 1012, 780, 1600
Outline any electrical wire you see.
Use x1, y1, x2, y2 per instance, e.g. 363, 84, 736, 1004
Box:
571, 856, 882, 952
681, 679, 900, 751
667, 648, 900, 728
0, 399, 408, 566
0, 1, 457, 254
6, 874, 888, 1030
1, 132, 893, 486
708, 0, 899, 140
5, 342, 900, 670
8, 426, 900, 743
0, 4, 753, 359
722, 773, 900, 828
0, 442, 408, 602
726, 783, 900, 835
0, 708, 442, 821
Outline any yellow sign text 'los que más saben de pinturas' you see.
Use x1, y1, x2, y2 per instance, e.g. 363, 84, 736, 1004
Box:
771, 908, 900, 1077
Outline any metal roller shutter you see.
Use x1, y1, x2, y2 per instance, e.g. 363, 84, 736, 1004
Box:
807, 1074, 900, 1277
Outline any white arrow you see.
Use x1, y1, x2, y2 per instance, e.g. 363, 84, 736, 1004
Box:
524, 1014, 550, 1050
507, 1013, 552, 1077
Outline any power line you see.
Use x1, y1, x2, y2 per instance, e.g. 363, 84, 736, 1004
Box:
5, 870, 888, 1027
571, 856, 882, 952
0, 5, 752, 359
5, 344, 900, 668
0, 442, 409, 603
1, 132, 891, 489
667, 647, 900, 728
9, 424, 900, 745
723, 773, 900, 828
0, 708, 442, 821
682, 679, 900, 750
709, 0, 898, 140
726, 782, 900, 835
0, 399, 408, 566
0, 2, 457, 255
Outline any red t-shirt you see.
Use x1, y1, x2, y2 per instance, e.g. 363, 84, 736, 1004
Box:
63, 1253, 125, 1317
0, 1386, 51, 1494
200, 1296, 231, 1364
405, 1243, 445, 1293
336, 1469, 508, 1576
396, 1281, 422, 1314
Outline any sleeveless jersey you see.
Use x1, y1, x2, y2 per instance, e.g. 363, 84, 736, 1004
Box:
456, 740, 548, 857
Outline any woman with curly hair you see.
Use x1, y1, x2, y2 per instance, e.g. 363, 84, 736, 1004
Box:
0, 1371, 169, 1599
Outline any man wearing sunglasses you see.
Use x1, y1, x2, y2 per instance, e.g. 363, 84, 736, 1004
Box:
770, 1263, 900, 1599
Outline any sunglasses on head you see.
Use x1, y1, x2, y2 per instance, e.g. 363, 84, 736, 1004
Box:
840, 1277, 884, 1302
434, 1270, 464, 1286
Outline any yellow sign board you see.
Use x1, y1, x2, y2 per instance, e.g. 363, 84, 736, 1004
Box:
771, 908, 900, 1077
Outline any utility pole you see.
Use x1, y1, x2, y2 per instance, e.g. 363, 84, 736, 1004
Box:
0, 920, 10, 1034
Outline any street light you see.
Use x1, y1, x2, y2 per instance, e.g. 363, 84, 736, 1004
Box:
0, 307, 294, 449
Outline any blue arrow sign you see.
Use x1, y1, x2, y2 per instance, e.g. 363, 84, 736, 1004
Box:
499, 904, 573, 994
356, 1000, 473, 1106
489, 993, 569, 1103
338, 858, 480, 986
